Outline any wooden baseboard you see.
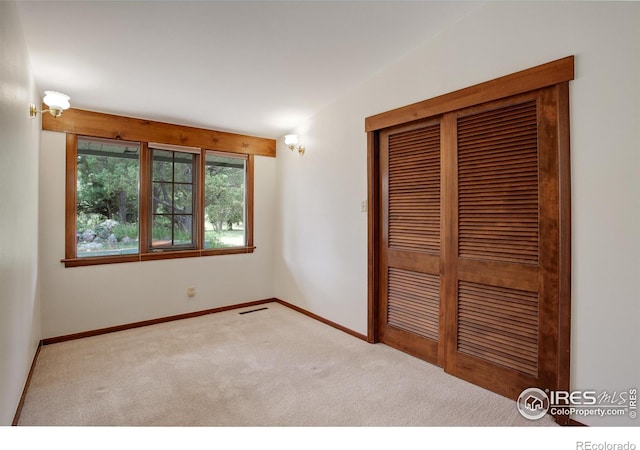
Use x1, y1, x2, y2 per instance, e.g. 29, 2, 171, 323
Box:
40, 298, 368, 345
41, 298, 277, 345
275, 298, 368, 341
12, 342, 42, 426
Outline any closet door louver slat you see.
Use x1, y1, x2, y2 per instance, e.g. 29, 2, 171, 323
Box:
457, 101, 539, 265
457, 281, 539, 377
388, 125, 441, 255
388, 268, 439, 341
379, 121, 442, 365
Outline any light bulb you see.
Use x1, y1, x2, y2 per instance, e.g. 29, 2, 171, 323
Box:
43, 91, 71, 111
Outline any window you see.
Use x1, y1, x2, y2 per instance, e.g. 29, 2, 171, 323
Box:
205, 152, 248, 249
76, 137, 140, 258
150, 147, 198, 250
65, 136, 254, 267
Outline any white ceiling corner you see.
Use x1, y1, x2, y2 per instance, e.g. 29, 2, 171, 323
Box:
16, 1, 480, 139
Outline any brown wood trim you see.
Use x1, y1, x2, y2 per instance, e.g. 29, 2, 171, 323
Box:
365, 56, 574, 132
41, 298, 278, 345
11, 342, 42, 426
537, 86, 563, 395
557, 81, 572, 395
196, 149, 205, 252
456, 259, 539, 293
367, 131, 380, 343
140, 250, 202, 261
61, 254, 140, 267
553, 82, 573, 426
387, 250, 439, 275
64, 134, 78, 259
276, 298, 368, 342
43, 108, 276, 157
246, 154, 255, 248
139, 142, 150, 254
61, 246, 257, 267
200, 246, 256, 256
440, 112, 458, 372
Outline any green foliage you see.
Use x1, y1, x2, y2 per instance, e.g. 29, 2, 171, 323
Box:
205, 163, 244, 232
77, 212, 105, 232
204, 229, 244, 249
113, 222, 139, 241
152, 222, 192, 244
204, 230, 224, 249
77, 152, 139, 224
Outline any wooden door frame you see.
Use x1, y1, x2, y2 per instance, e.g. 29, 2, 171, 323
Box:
365, 56, 574, 424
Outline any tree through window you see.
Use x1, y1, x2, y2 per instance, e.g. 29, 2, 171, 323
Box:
76, 137, 140, 257
205, 152, 247, 249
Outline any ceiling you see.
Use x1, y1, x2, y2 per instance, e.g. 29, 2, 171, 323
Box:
17, 1, 480, 139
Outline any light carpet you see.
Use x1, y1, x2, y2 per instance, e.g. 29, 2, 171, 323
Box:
18, 302, 556, 426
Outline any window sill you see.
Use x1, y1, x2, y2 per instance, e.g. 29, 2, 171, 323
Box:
61, 246, 256, 267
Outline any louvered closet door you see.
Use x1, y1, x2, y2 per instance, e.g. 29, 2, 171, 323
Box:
442, 88, 561, 399
379, 119, 442, 365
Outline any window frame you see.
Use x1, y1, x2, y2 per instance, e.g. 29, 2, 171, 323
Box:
149, 145, 199, 252
63, 135, 255, 267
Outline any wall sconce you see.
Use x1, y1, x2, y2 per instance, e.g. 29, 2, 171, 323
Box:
284, 134, 305, 155
29, 91, 71, 118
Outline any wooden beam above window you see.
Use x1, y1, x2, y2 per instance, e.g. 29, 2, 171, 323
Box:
42, 107, 276, 157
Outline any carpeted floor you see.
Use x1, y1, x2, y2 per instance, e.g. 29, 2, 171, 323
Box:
18, 302, 557, 426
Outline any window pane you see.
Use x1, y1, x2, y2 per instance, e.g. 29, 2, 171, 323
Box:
174, 184, 193, 214
152, 150, 173, 182
204, 153, 246, 249
150, 148, 197, 250
173, 216, 193, 246
152, 215, 172, 247
174, 152, 194, 183
152, 182, 173, 214
76, 137, 140, 257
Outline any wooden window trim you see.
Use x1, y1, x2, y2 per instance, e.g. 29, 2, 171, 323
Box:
64, 133, 78, 260
44, 108, 276, 157
62, 115, 258, 267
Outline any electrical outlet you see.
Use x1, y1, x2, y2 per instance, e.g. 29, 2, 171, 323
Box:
187, 287, 196, 298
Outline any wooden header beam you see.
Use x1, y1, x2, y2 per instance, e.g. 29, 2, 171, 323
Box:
43, 107, 276, 157
365, 56, 574, 132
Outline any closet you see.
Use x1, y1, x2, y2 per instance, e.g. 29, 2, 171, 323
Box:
366, 57, 573, 407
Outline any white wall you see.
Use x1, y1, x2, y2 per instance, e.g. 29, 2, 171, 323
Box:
39, 131, 276, 338
0, 1, 42, 425
274, 1, 640, 426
